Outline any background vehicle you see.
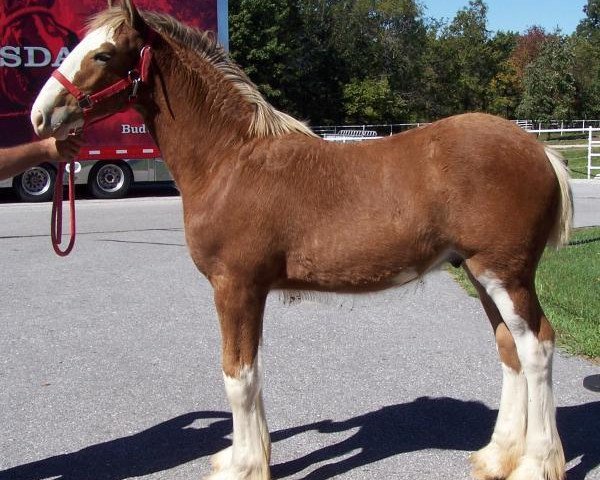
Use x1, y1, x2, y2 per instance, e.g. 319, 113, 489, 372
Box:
0, 0, 228, 201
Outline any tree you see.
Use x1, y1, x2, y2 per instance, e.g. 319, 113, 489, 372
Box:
328, 0, 427, 122
578, 0, 600, 33
291, 0, 347, 124
487, 31, 520, 118
423, 0, 498, 116
229, 0, 303, 115
343, 76, 408, 123
516, 35, 576, 121
573, 0, 600, 118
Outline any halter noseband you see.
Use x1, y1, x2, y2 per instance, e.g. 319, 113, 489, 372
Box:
51, 32, 155, 119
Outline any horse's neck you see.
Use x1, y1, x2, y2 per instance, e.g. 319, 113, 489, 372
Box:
142, 44, 253, 191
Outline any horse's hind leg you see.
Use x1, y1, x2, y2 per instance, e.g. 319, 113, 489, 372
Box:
465, 266, 527, 480
469, 260, 565, 480
206, 277, 271, 480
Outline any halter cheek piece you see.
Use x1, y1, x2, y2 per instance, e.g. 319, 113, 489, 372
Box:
51, 31, 155, 120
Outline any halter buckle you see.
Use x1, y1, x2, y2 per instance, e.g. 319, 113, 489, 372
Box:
129, 79, 141, 102
128, 70, 141, 101
77, 95, 92, 110
128, 69, 141, 82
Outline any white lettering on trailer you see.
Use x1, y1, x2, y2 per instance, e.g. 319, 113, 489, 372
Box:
52, 47, 71, 67
25, 47, 51, 67
142, 149, 154, 154
88, 150, 101, 155
0, 46, 20, 67
0, 46, 71, 67
121, 124, 147, 134
116, 150, 127, 154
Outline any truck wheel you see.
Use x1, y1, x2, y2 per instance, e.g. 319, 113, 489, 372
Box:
88, 161, 132, 199
13, 164, 56, 202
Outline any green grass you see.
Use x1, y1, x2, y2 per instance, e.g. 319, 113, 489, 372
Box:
540, 132, 588, 144
560, 148, 591, 179
450, 227, 600, 360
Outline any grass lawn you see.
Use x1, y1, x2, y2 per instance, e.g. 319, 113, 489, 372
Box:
560, 148, 591, 179
450, 227, 600, 360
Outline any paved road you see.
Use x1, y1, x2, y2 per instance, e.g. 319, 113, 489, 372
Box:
0, 182, 598, 480
572, 179, 600, 227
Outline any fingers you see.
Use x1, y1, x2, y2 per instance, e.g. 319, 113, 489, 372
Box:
54, 134, 83, 161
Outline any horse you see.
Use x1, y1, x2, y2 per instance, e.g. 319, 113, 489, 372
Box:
29, 2, 572, 479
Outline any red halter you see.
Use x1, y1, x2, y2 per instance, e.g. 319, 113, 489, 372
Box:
51, 41, 154, 119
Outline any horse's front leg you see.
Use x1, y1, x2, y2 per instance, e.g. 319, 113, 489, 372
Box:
206, 277, 271, 480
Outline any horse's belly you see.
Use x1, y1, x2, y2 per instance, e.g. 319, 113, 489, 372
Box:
283, 251, 421, 292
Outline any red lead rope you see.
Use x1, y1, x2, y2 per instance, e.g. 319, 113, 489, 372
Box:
51, 159, 76, 256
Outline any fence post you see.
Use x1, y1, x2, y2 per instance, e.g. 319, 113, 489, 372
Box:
589, 126, 592, 180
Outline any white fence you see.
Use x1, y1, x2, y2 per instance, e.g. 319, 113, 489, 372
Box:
588, 127, 600, 179
322, 129, 382, 143
315, 120, 600, 137
516, 119, 600, 134
521, 126, 600, 179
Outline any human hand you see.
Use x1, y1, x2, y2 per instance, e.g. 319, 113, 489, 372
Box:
42, 135, 83, 162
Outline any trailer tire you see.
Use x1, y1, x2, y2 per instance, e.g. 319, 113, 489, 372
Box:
88, 161, 132, 199
13, 163, 56, 202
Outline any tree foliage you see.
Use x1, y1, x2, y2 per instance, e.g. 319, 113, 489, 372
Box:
228, 0, 598, 123
516, 36, 576, 121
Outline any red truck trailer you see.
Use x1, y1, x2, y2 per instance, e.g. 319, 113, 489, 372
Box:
0, 0, 228, 201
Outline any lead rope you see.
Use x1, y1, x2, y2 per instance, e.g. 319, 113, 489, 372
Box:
51, 157, 76, 256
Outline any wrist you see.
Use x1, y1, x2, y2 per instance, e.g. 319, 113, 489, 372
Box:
39, 138, 56, 161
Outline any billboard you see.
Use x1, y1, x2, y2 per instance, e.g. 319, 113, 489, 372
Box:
0, 0, 223, 157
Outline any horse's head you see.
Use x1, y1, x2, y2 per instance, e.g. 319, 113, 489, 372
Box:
31, 0, 150, 139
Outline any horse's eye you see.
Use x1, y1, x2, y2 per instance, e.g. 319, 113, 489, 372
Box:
93, 52, 112, 63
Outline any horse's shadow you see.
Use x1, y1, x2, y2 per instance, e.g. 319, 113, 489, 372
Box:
0, 398, 598, 480
271, 398, 600, 480
0, 411, 232, 480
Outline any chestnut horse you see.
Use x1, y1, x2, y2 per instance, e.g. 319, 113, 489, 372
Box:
30, 2, 572, 479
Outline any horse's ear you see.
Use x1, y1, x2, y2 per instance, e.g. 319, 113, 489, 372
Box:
121, 0, 146, 33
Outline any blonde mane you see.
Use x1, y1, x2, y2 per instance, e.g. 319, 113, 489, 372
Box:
88, 7, 317, 138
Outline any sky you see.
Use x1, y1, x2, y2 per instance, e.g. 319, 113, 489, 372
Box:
421, 0, 588, 34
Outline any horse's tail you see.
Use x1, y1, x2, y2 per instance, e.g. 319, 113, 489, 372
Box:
544, 146, 573, 248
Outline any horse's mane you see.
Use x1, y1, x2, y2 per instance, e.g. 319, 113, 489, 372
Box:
88, 8, 317, 139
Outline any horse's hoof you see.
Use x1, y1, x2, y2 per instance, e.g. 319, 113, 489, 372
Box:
203, 465, 271, 480
505, 455, 565, 480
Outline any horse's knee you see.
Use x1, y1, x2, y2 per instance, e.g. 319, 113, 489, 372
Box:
537, 315, 555, 343
495, 322, 521, 372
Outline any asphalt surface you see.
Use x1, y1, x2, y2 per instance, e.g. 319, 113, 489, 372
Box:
572, 179, 600, 228
0, 181, 599, 480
